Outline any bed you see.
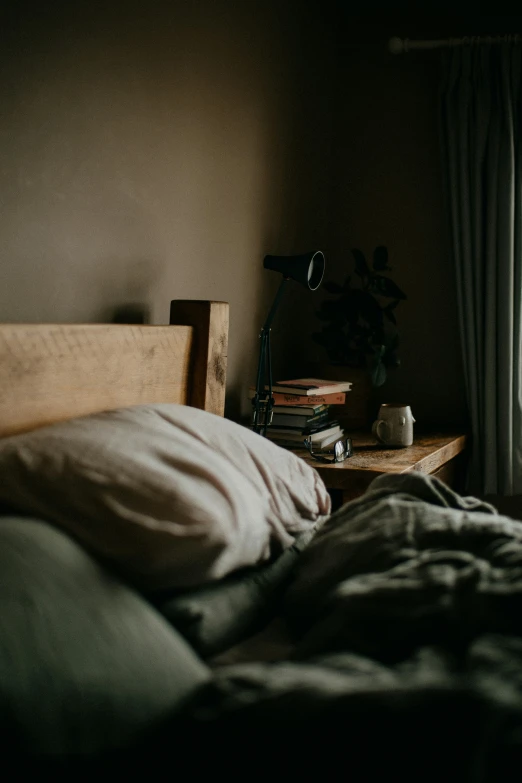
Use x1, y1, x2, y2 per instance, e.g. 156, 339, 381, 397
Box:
2, 300, 522, 778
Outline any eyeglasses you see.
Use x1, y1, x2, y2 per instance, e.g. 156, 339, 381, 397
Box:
304, 437, 353, 464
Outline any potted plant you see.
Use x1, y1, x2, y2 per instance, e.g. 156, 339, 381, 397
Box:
312, 246, 406, 387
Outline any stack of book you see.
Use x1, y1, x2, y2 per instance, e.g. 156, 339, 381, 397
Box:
250, 378, 352, 450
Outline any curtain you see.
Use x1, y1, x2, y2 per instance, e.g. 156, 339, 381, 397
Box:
440, 42, 522, 495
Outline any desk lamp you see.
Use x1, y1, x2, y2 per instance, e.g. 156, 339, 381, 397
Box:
252, 251, 325, 435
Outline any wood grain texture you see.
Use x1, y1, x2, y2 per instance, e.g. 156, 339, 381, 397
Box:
0, 323, 194, 437
170, 300, 229, 417
294, 432, 468, 502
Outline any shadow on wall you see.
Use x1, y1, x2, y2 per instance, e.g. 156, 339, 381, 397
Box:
225, 388, 244, 423
110, 303, 150, 324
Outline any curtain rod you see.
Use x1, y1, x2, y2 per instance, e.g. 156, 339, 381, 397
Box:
389, 35, 521, 54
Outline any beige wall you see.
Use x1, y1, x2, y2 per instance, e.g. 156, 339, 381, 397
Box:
0, 1, 337, 420
0, 6, 484, 429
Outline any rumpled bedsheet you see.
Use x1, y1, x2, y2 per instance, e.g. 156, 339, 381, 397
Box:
284, 472, 522, 660
138, 474, 522, 781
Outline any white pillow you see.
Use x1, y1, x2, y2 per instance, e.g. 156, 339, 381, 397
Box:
0, 404, 330, 590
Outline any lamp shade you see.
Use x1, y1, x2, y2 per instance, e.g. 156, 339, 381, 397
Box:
263, 251, 325, 291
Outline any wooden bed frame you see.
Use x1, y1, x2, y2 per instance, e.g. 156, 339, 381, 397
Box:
0, 300, 229, 438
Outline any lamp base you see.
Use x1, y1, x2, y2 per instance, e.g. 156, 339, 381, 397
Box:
251, 392, 275, 433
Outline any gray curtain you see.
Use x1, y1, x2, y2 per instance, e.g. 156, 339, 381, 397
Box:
440, 42, 522, 495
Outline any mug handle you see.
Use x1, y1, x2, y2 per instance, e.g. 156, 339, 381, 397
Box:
372, 419, 389, 444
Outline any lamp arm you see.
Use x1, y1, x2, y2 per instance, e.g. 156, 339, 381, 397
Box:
252, 277, 289, 435
262, 277, 290, 332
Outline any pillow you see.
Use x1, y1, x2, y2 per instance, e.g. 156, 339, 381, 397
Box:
0, 404, 330, 590
0, 516, 209, 756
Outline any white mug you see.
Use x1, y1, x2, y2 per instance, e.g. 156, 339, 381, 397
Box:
372, 404, 415, 447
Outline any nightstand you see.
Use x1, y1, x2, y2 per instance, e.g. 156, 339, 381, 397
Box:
294, 432, 468, 508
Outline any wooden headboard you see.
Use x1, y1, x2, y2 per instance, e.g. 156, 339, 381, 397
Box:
0, 300, 229, 438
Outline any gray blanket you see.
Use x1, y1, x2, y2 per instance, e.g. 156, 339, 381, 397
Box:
284, 472, 522, 660
150, 474, 522, 781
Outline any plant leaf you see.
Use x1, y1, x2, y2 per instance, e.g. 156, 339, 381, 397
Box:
373, 245, 390, 271
370, 360, 387, 387
351, 248, 370, 279
384, 309, 397, 325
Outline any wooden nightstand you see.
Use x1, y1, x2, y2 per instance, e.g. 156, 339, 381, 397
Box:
295, 432, 468, 508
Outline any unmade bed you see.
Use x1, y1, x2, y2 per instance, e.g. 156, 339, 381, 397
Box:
2, 299, 522, 780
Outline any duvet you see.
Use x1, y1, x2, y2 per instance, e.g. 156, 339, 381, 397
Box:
157, 474, 522, 780
4, 472, 522, 781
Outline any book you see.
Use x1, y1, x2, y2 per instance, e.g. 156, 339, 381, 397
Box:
270, 417, 338, 434
267, 423, 342, 444
254, 404, 329, 427
270, 378, 353, 396
314, 430, 346, 450
249, 389, 346, 406
268, 430, 344, 451
269, 410, 330, 429
272, 430, 343, 451
271, 403, 328, 417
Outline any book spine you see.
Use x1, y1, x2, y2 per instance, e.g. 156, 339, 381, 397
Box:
271, 411, 330, 429
272, 409, 324, 417
268, 423, 341, 440
269, 418, 338, 434
268, 391, 346, 406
